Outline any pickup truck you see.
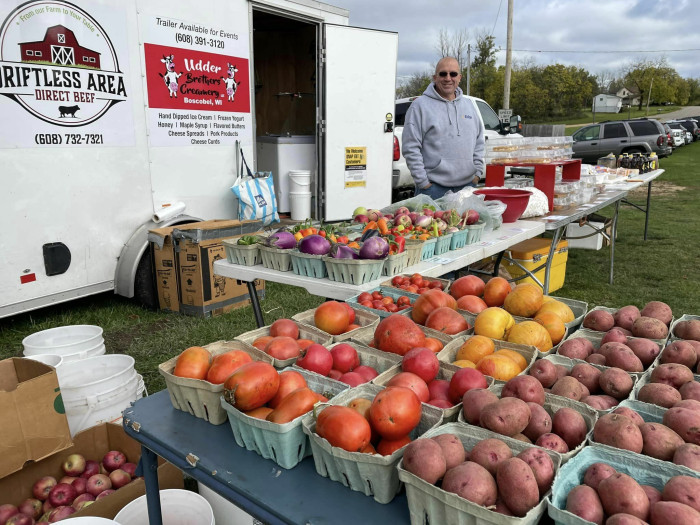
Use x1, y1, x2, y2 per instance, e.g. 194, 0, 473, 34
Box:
392, 95, 522, 199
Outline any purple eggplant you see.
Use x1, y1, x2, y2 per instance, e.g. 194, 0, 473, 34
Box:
359, 236, 389, 259
330, 244, 360, 259
298, 234, 331, 255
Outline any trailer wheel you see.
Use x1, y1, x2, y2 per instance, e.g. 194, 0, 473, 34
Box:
134, 248, 158, 310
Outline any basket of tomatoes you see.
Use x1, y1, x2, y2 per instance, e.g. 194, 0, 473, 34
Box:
158, 340, 272, 425
347, 287, 416, 319
291, 301, 380, 343
381, 273, 451, 294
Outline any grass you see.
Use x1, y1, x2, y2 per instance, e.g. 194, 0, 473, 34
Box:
536, 106, 681, 126
1, 143, 698, 394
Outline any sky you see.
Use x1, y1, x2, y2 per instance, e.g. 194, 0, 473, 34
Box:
329, 0, 700, 84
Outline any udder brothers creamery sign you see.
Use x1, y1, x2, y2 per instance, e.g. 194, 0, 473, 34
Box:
0, 0, 134, 147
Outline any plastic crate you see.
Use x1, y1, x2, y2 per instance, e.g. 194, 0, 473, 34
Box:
301, 383, 443, 504
434, 233, 453, 255
449, 229, 468, 250
259, 244, 292, 271
382, 250, 409, 277
404, 239, 424, 267
420, 238, 437, 260
346, 286, 419, 319
548, 445, 700, 525
290, 250, 327, 278
324, 257, 385, 285
234, 322, 333, 369
438, 335, 538, 379
399, 423, 561, 525
158, 340, 272, 425
466, 221, 486, 244
292, 305, 380, 342
222, 238, 261, 266
221, 367, 348, 469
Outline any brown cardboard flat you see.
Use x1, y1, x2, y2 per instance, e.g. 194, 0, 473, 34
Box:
150, 226, 180, 312
0, 423, 183, 519
0, 358, 73, 479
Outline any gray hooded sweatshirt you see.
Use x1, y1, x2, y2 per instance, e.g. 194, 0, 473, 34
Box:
402, 84, 485, 189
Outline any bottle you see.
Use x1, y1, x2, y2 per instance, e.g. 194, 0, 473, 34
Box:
649, 152, 658, 171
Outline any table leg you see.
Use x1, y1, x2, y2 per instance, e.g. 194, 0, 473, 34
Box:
140, 446, 163, 525
247, 280, 265, 328
644, 181, 652, 241
610, 200, 621, 285
492, 251, 506, 276
543, 228, 564, 294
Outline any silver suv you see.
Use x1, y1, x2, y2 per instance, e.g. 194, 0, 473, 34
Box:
572, 118, 672, 164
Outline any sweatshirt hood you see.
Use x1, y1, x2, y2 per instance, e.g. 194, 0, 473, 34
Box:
423, 83, 465, 129
423, 82, 464, 102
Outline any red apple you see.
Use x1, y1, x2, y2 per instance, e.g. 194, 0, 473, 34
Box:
102, 450, 126, 472
62, 453, 86, 477
58, 476, 76, 486
296, 344, 333, 376
0, 505, 19, 524
428, 398, 454, 408
6, 514, 33, 525
86, 474, 112, 497
121, 462, 137, 478
401, 347, 440, 383
81, 460, 100, 479
18, 498, 42, 520
75, 500, 95, 511
71, 493, 95, 510
95, 489, 115, 501
427, 379, 451, 401
353, 365, 378, 382
42, 500, 53, 514
109, 469, 131, 489
71, 477, 87, 496
48, 505, 75, 522
448, 368, 488, 403
338, 371, 365, 386
48, 483, 77, 508
387, 372, 430, 403
32, 476, 57, 501
330, 343, 360, 373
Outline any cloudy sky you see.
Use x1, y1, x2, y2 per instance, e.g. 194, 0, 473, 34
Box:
329, 0, 699, 83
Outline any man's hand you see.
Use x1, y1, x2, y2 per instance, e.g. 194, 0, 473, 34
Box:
423, 183, 432, 189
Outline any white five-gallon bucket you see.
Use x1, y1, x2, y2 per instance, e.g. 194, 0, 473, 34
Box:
198, 482, 255, 525
289, 191, 311, 221
23, 325, 104, 355
114, 489, 215, 525
288, 169, 311, 193
24, 353, 64, 369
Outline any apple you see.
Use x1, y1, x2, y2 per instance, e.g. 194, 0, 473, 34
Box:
330, 343, 360, 373
38, 511, 52, 523
74, 500, 94, 511
109, 469, 131, 489
32, 477, 57, 502
62, 453, 86, 477
353, 365, 378, 382
42, 500, 53, 514
95, 489, 115, 501
102, 450, 126, 472
422, 207, 434, 217
395, 206, 410, 216
121, 462, 137, 478
0, 504, 19, 524
428, 398, 454, 408
6, 513, 33, 525
48, 483, 77, 508
387, 372, 430, 403
296, 344, 333, 377
367, 209, 383, 222
72, 493, 95, 510
81, 460, 100, 479
464, 209, 480, 225
338, 371, 365, 387
18, 498, 42, 520
427, 379, 451, 401
86, 474, 112, 497
394, 214, 412, 228
448, 367, 488, 404
58, 476, 76, 486
353, 214, 369, 224
71, 477, 87, 496
402, 347, 440, 383
352, 206, 368, 218
48, 505, 75, 523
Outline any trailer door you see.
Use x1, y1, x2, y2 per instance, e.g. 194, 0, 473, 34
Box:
321, 25, 398, 221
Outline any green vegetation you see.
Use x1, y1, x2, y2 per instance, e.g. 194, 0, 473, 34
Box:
0, 144, 697, 394
536, 106, 681, 126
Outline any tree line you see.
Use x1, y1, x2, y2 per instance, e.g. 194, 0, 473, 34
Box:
397, 31, 700, 121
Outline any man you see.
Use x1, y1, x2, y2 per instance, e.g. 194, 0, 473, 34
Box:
402, 56, 485, 200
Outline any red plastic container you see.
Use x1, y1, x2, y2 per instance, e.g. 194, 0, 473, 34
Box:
474, 189, 531, 223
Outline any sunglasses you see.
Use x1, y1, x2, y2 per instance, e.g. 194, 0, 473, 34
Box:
438, 71, 459, 78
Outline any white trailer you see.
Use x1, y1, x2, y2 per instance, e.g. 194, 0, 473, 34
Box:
0, 0, 398, 318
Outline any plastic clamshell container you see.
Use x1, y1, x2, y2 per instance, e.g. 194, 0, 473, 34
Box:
399, 422, 561, 525
548, 445, 700, 525
291, 305, 380, 343
258, 244, 292, 271
301, 383, 443, 504
290, 250, 327, 278
234, 321, 333, 369
346, 286, 419, 319
222, 237, 261, 267
158, 340, 272, 425
323, 257, 385, 285
220, 367, 348, 470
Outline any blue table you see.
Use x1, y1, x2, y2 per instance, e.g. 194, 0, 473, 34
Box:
122, 391, 411, 524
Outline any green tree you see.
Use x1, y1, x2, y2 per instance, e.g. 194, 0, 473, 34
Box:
396, 71, 431, 99
469, 32, 499, 101
623, 57, 678, 110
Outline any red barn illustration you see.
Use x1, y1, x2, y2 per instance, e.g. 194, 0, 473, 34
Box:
19, 25, 100, 68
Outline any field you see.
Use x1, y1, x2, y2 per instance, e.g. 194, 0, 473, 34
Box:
1, 141, 698, 393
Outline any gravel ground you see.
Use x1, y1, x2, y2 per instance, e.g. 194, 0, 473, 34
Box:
657, 105, 700, 122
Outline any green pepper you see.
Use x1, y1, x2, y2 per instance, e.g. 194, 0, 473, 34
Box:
237, 235, 259, 245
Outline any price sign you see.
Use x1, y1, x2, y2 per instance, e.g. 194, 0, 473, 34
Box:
498, 109, 513, 123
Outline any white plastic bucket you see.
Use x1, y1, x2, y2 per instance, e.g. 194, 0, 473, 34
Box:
289, 191, 312, 221
288, 169, 311, 193
60, 517, 121, 524
198, 482, 255, 525
58, 355, 136, 394
22, 325, 103, 353
24, 353, 63, 368
59, 342, 107, 363
114, 489, 215, 525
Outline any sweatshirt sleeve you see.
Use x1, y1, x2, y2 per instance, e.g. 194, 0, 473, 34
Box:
401, 104, 429, 189
473, 121, 485, 177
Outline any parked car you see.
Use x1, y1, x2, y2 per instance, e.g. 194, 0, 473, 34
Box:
392, 95, 522, 199
662, 123, 674, 149
571, 118, 672, 164
668, 119, 700, 142
667, 123, 688, 147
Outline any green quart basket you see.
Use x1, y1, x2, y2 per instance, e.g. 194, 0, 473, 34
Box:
419, 238, 437, 261
290, 250, 327, 278
434, 233, 453, 255
449, 229, 468, 250
324, 257, 384, 285
404, 239, 423, 267
467, 221, 486, 244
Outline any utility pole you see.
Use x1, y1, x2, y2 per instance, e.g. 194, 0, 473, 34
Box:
645, 77, 654, 116
503, 0, 514, 109
466, 43, 471, 96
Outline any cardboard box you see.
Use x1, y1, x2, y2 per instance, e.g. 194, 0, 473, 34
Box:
0, 423, 183, 520
149, 225, 180, 312
0, 358, 73, 479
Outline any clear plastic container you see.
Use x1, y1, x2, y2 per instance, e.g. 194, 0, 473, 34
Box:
487, 151, 519, 164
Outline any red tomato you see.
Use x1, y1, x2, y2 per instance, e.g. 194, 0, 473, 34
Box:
386, 303, 399, 313
376, 306, 388, 311
391, 275, 404, 286
371, 291, 383, 300
418, 287, 430, 294
410, 273, 424, 286
449, 275, 485, 299
268, 370, 308, 409
316, 405, 372, 452
358, 292, 372, 303
372, 300, 385, 309
398, 305, 411, 310
264, 336, 301, 360
269, 319, 299, 339
369, 386, 422, 440
428, 280, 442, 289
223, 361, 280, 411
359, 300, 373, 308
376, 434, 412, 456
206, 350, 253, 384
397, 296, 412, 307
406, 285, 419, 293
251, 335, 274, 351
381, 296, 394, 305
411, 289, 457, 325
314, 301, 350, 335
173, 347, 212, 380
386, 371, 430, 402
342, 302, 356, 324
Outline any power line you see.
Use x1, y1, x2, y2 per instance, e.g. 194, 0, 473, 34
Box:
496, 48, 700, 54
491, 0, 504, 37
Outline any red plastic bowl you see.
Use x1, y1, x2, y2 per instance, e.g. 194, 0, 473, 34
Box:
473, 189, 531, 223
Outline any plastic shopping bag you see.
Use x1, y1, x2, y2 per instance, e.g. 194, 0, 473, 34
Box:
231, 146, 279, 226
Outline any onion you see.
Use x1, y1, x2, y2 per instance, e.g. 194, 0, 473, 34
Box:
298, 234, 331, 255
264, 230, 297, 249
359, 237, 389, 259
330, 244, 359, 259
446, 226, 460, 233
414, 215, 432, 228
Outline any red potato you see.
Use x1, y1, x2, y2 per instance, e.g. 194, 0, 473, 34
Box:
522, 402, 552, 443
558, 338, 594, 360
565, 485, 604, 525
469, 438, 513, 476
680, 381, 700, 402
640, 300, 673, 325
650, 363, 695, 389
593, 413, 644, 453
613, 305, 641, 331
552, 407, 588, 450
663, 407, 700, 445
516, 447, 555, 495
661, 475, 700, 513
570, 362, 602, 394
501, 375, 546, 406
661, 341, 698, 369
535, 433, 569, 454
673, 443, 700, 472
461, 388, 499, 425
401, 439, 446, 484
598, 367, 634, 400
583, 310, 615, 332
638, 383, 682, 408
528, 359, 558, 388
583, 462, 616, 490
627, 338, 661, 368
612, 406, 646, 427
431, 433, 466, 471
496, 457, 540, 517
598, 472, 650, 521
640, 422, 685, 461
441, 461, 497, 507
601, 328, 629, 345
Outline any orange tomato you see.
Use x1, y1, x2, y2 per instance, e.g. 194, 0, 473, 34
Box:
268, 370, 308, 409
205, 350, 253, 384
314, 301, 350, 335
423, 337, 444, 353
173, 347, 212, 380
223, 362, 280, 411
269, 319, 299, 339
316, 405, 372, 452
244, 407, 274, 419
266, 387, 318, 424
369, 386, 422, 440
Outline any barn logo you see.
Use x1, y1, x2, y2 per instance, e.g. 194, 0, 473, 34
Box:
0, 0, 127, 126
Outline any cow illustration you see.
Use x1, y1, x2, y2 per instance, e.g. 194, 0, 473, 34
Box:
159, 55, 182, 98
212, 254, 226, 297
58, 105, 80, 118
221, 63, 240, 102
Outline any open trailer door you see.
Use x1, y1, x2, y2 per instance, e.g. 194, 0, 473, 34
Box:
321, 25, 398, 221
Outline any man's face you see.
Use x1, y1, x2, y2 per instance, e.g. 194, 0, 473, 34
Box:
433, 59, 461, 100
